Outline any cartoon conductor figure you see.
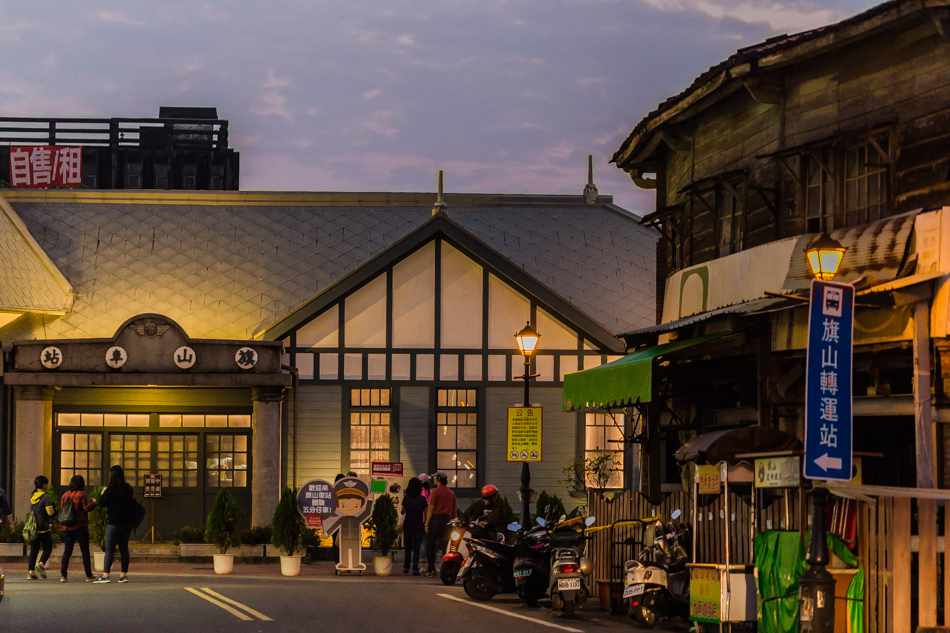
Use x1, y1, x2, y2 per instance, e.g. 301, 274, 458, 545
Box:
322, 476, 374, 572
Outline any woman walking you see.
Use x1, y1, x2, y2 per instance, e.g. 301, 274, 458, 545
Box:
400, 476, 428, 575
59, 475, 98, 582
95, 465, 134, 583
26, 475, 55, 580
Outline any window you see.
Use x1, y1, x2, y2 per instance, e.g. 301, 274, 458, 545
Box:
844, 133, 889, 226
716, 182, 743, 257
349, 388, 391, 476
159, 414, 250, 428
436, 389, 478, 488
206, 434, 249, 487
60, 433, 103, 486
804, 150, 833, 233
584, 413, 624, 489
157, 434, 199, 487
111, 434, 151, 486
57, 413, 149, 428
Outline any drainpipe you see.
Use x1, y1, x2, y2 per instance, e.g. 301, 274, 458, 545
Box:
281, 364, 299, 489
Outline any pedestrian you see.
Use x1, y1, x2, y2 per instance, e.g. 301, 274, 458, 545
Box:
416, 473, 431, 562
95, 465, 135, 583
0, 484, 12, 522
59, 474, 98, 582
423, 470, 456, 577
26, 475, 55, 580
400, 477, 427, 575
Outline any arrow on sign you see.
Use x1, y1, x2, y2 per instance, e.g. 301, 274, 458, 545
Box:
814, 453, 842, 471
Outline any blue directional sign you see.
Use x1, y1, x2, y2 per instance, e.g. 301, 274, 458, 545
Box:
804, 280, 854, 481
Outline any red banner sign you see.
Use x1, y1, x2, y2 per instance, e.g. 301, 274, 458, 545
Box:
9, 145, 83, 188
371, 461, 403, 477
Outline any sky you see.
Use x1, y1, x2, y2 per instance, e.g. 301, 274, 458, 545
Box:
0, 0, 881, 215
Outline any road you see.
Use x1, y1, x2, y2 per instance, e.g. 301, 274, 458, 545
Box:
0, 567, 655, 633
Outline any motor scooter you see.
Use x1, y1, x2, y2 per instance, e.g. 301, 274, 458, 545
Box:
510, 518, 553, 607
440, 516, 496, 585
623, 509, 690, 628
457, 534, 517, 601
548, 515, 596, 617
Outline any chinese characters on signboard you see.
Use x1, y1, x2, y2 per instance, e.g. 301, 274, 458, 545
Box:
9, 146, 82, 188
371, 461, 404, 477
689, 566, 721, 623
804, 280, 854, 481
506, 407, 542, 462
296, 479, 335, 529
144, 474, 162, 498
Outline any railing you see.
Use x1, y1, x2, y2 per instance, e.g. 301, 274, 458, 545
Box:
0, 116, 229, 150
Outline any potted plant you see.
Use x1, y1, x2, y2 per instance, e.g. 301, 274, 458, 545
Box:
88, 486, 109, 571
271, 486, 305, 576
205, 488, 243, 574
368, 493, 399, 576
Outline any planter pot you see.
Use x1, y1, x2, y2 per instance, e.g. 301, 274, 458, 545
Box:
213, 553, 234, 575
180, 544, 217, 557
280, 555, 302, 577
93, 551, 105, 572
373, 554, 393, 576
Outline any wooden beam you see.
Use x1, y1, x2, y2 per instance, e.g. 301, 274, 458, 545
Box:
917, 499, 937, 628
891, 497, 912, 633
742, 77, 783, 105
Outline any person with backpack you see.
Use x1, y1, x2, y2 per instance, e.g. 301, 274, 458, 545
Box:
95, 465, 135, 583
59, 474, 98, 582
26, 475, 55, 580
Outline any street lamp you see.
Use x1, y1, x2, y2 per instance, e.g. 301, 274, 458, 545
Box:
515, 321, 540, 526
805, 233, 846, 281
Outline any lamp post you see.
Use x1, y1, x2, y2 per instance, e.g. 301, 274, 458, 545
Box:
805, 233, 846, 282
515, 322, 540, 527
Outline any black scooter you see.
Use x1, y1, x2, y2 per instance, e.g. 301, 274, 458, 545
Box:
510, 519, 553, 607
458, 534, 517, 601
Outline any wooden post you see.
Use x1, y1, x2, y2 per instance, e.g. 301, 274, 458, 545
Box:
891, 497, 912, 633
918, 499, 937, 627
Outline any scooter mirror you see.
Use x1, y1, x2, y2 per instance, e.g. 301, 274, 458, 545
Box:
671, 509, 682, 520
585, 516, 596, 527
507, 522, 522, 531
536, 517, 547, 527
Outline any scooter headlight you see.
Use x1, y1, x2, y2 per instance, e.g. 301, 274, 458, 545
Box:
450, 531, 461, 541
579, 556, 594, 576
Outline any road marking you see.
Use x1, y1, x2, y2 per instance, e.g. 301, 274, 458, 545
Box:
438, 593, 584, 632
184, 587, 271, 621
200, 587, 273, 621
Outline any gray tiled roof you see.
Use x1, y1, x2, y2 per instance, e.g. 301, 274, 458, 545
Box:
0, 196, 72, 314
0, 191, 656, 341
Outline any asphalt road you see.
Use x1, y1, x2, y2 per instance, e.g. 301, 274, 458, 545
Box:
0, 569, 658, 633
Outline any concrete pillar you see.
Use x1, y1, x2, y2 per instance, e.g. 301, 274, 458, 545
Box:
14, 386, 54, 510
251, 387, 284, 528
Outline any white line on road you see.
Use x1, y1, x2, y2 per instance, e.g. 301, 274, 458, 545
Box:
200, 587, 273, 621
185, 587, 252, 621
438, 593, 584, 632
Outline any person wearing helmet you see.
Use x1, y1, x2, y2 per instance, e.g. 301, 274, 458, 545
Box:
461, 484, 505, 540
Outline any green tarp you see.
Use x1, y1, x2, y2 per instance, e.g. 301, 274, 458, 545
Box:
562, 333, 724, 411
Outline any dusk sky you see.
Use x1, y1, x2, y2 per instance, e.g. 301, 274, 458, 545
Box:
1, 1, 880, 215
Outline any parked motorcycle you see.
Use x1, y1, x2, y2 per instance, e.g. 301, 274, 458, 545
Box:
458, 534, 517, 601
510, 519, 553, 607
441, 516, 496, 586
548, 515, 596, 617
623, 509, 690, 628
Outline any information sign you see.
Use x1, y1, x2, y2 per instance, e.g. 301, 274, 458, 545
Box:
755, 456, 800, 488
696, 465, 720, 494
804, 280, 854, 481
507, 407, 542, 462
689, 566, 721, 623
143, 474, 162, 498
371, 461, 403, 477
296, 479, 335, 529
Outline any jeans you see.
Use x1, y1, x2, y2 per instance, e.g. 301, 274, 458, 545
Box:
403, 527, 424, 572
61, 527, 93, 579
426, 514, 450, 571
28, 531, 52, 572
103, 524, 132, 574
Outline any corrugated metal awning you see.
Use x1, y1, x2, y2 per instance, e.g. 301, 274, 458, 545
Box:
618, 296, 795, 339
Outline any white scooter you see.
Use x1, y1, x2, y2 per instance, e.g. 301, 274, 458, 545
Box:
623, 509, 690, 629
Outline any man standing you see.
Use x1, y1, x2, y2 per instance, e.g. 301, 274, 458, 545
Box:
423, 470, 456, 577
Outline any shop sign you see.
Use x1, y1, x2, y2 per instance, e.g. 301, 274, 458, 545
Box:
371, 461, 403, 477
689, 566, 720, 623
9, 145, 82, 188
296, 479, 335, 529
696, 465, 720, 494
144, 474, 162, 498
507, 407, 542, 462
755, 456, 800, 488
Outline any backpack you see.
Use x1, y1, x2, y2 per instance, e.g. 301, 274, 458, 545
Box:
58, 492, 77, 526
23, 505, 37, 542
132, 498, 146, 530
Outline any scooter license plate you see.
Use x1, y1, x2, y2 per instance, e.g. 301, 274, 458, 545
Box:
623, 584, 645, 598
513, 569, 532, 578
557, 578, 581, 591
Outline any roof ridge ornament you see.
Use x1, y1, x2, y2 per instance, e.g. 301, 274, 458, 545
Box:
583, 154, 598, 204
432, 169, 448, 216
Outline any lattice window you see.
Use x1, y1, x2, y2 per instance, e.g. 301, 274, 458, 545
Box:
436, 388, 478, 489
111, 434, 151, 486
60, 433, 103, 486
349, 388, 391, 477
584, 413, 624, 489
206, 434, 249, 487
157, 434, 199, 487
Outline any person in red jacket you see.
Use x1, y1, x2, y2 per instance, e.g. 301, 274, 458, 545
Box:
59, 475, 98, 582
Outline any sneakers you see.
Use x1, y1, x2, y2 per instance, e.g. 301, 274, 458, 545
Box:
412, 571, 421, 576
61, 576, 68, 583
85, 576, 95, 582
36, 564, 47, 579
26, 574, 38, 581
93, 576, 111, 584
118, 576, 129, 583
424, 570, 437, 577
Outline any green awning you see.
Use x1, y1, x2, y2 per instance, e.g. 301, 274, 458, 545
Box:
562, 334, 724, 411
